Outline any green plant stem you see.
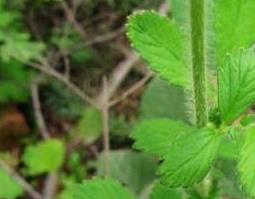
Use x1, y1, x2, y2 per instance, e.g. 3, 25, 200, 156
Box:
190, 0, 208, 127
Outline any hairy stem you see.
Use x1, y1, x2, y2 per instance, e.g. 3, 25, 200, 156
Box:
190, 0, 208, 127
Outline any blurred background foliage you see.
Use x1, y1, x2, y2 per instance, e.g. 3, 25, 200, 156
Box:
0, 0, 247, 198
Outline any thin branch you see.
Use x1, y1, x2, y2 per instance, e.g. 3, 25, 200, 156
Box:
60, 1, 87, 40
31, 76, 58, 199
103, 52, 139, 102
99, 0, 170, 104
101, 77, 110, 176
42, 172, 58, 199
159, 0, 170, 16
85, 27, 125, 46
31, 77, 50, 139
109, 72, 153, 107
27, 61, 99, 109
0, 160, 42, 199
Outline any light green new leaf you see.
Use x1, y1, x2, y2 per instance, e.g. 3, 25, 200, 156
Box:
215, 0, 255, 63
0, 169, 23, 199
131, 119, 190, 157
22, 139, 65, 175
219, 48, 255, 124
159, 128, 221, 187
238, 125, 255, 197
127, 11, 189, 87
74, 178, 136, 199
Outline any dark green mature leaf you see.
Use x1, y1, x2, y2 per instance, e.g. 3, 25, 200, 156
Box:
0, 61, 30, 102
74, 178, 136, 199
22, 139, 65, 175
159, 128, 221, 187
0, 169, 23, 199
238, 125, 255, 197
127, 11, 189, 87
215, 0, 255, 63
131, 119, 190, 157
97, 150, 157, 194
219, 48, 255, 124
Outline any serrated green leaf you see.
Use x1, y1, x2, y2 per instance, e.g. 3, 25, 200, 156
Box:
0, 169, 23, 199
22, 139, 65, 175
74, 178, 136, 199
159, 128, 221, 187
127, 11, 189, 87
218, 48, 255, 124
97, 150, 157, 194
215, 0, 255, 64
238, 125, 255, 197
131, 119, 190, 157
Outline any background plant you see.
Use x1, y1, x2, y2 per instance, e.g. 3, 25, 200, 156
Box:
0, 0, 255, 199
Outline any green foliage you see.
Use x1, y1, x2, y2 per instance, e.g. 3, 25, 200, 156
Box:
127, 11, 189, 87
127, 0, 255, 195
132, 119, 222, 187
169, 0, 190, 29
238, 125, 255, 197
22, 139, 65, 175
219, 48, 255, 124
58, 179, 79, 199
215, 0, 255, 64
75, 107, 102, 144
0, 0, 44, 103
0, 169, 23, 199
131, 119, 189, 157
159, 127, 221, 187
1, 32, 45, 63
140, 78, 187, 121
97, 150, 157, 194
150, 182, 182, 199
74, 178, 136, 199
0, 61, 30, 102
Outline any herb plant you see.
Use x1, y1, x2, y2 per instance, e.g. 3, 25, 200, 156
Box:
126, 0, 255, 197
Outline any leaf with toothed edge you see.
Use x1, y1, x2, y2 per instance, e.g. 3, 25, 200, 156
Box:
127, 10, 189, 87
158, 127, 221, 187
238, 125, 255, 198
131, 119, 190, 157
74, 178, 136, 199
215, 0, 255, 64
219, 48, 255, 124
